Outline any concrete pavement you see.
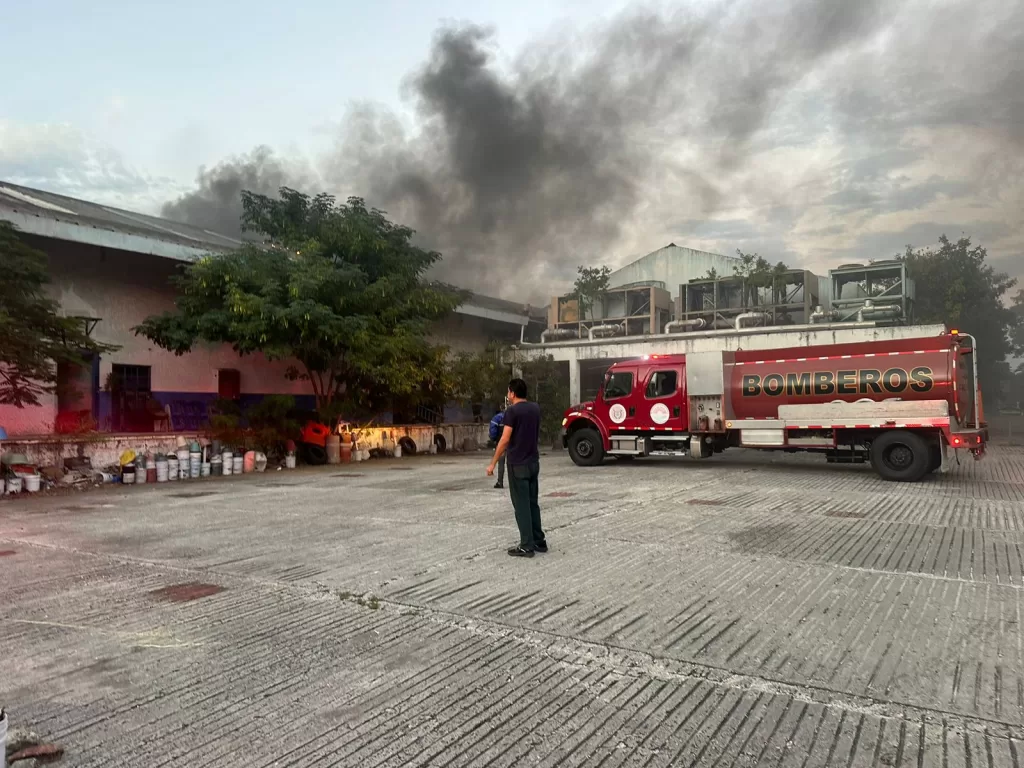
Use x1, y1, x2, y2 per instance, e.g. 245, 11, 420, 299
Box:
3, 446, 1024, 766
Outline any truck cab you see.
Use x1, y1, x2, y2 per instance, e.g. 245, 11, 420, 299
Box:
562, 354, 698, 465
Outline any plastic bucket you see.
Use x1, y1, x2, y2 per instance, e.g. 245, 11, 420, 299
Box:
176, 450, 189, 479
243, 451, 256, 474
167, 458, 179, 481
232, 456, 244, 475
326, 434, 341, 465
201, 462, 211, 477
136, 462, 147, 484
211, 457, 223, 476
6, 477, 21, 494
222, 452, 233, 476
122, 468, 135, 485
190, 452, 201, 478
24, 474, 41, 493
156, 460, 169, 482
285, 454, 296, 469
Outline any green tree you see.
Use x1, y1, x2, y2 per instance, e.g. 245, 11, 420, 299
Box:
0, 222, 118, 407
732, 250, 789, 306
449, 344, 511, 406
136, 188, 465, 414
902, 235, 1017, 404
519, 355, 570, 444
1010, 288, 1024, 355
573, 265, 612, 320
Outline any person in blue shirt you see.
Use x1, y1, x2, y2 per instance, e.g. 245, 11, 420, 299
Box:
488, 408, 506, 489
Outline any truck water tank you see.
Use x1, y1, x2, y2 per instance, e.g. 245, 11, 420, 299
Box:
728, 336, 959, 422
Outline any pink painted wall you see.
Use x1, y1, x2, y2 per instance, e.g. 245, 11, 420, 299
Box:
0, 237, 312, 436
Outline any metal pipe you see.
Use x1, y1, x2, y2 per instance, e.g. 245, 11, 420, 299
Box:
735, 312, 769, 330
540, 328, 577, 344
855, 300, 902, 322
664, 318, 706, 334
588, 323, 623, 341
810, 305, 837, 324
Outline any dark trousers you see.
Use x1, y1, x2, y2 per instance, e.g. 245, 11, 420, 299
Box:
508, 460, 544, 550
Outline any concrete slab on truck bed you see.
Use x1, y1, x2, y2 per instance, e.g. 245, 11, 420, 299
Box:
2, 447, 1024, 766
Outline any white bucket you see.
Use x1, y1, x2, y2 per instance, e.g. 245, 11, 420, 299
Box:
6, 477, 21, 494
222, 452, 233, 476
201, 462, 211, 477
285, 454, 296, 469
232, 456, 244, 475
24, 474, 41, 493
136, 463, 147, 484
190, 452, 201, 478
122, 469, 135, 485
394, 443, 402, 459
167, 458, 179, 481
1, 709, 8, 768
156, 460, 169, 482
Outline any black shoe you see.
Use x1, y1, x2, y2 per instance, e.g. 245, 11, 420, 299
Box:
507, 546, 535, 558
494, 482, 504, 489
534, 540, 548, 553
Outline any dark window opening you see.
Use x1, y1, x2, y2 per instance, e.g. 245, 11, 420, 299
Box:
218, 368, 241, 400
603, 372, 633, 400
109, 364, 154, 432
645, 370, 678, 399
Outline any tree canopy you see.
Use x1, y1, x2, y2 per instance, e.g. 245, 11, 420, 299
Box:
136, 188, 465, 414
902, 235, 1017, 403
573, 265, 612, 320
0, 222, 118, 407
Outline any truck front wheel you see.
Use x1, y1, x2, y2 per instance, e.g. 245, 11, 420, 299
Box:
568, 428, 605, 467
870, 431, 931, 482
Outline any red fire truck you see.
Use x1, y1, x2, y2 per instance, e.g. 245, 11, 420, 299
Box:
561, 329, 987, 482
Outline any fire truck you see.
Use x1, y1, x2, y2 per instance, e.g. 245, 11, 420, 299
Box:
561, 328, 987, 482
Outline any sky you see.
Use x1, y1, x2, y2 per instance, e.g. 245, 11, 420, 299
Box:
2, 0, 1022, 300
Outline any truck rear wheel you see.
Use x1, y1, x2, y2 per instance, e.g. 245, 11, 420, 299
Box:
870, 431, 930, 482
568, 428, 604, 467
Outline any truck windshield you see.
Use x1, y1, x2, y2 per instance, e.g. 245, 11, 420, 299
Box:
603, 371, 633, 400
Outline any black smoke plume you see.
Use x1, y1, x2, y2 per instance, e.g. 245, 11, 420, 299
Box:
162, 0, 1024, 297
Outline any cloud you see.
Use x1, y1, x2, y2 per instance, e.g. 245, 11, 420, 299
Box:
0, 119, 181, 211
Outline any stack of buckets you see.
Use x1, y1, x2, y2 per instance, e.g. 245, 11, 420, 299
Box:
112, 438, 280, 486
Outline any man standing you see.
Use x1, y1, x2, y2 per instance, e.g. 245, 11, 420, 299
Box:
487, 378, 546, 557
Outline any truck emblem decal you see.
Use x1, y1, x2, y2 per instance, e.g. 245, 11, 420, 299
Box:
650, 403, 670, 424
609, 403, 628, 424
742, 367, 934, 397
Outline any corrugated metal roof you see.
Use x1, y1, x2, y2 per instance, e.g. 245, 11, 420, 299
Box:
0, 180, 542, 324
463, 292, 547, 322
0, 181, 243, 253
